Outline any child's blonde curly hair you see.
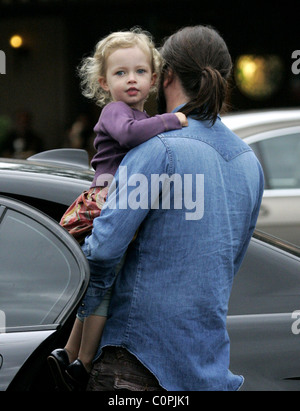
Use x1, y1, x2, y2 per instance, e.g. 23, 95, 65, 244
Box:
78, 27, 162, 107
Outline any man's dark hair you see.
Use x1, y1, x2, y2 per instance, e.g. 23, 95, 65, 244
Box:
160, 25, 232, 125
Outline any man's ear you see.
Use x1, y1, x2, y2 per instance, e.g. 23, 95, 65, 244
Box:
163, 69, 174, 88
98, 76, 110, 92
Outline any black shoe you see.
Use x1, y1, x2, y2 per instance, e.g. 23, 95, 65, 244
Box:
65, 359, 90, 391
47, 349, 73, 391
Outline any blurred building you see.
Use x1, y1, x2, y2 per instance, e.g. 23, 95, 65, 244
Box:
0, 0, 299, 151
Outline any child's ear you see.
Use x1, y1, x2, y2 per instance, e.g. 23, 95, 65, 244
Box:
151, 72, 157, 87
98, 77, 110, 92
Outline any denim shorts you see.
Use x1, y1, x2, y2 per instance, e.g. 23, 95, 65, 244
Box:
77, 287, 112, 321
86, 346, 165, 391
76, 254, 126, 320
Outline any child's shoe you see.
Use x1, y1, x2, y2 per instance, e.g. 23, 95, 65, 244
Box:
47, 349, 71, 391
65, 359, 90, 391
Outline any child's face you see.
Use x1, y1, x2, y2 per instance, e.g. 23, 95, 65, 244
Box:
99, 45, 156, 111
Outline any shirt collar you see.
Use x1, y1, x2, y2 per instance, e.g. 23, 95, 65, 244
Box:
172, 103, 186, 113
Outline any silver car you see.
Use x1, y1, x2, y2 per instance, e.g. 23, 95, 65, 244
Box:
222, 109, 300, 246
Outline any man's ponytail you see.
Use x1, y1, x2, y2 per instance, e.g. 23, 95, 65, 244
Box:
161, 26, 232, 125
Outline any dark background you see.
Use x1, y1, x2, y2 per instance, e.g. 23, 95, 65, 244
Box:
0, 0, 299, 151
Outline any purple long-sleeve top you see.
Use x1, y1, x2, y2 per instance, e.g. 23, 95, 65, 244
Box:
90, 101, 181, 187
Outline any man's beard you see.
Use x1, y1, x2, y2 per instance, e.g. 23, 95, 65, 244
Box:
156, 77, 167, 114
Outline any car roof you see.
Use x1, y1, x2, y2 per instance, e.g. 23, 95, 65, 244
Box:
0, 152, 94, 183
0, 151, 94, 207
27, 148, 90, 170
221, 108, 300, 138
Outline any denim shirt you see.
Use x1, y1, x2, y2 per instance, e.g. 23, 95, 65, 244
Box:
81, 110, 264, 391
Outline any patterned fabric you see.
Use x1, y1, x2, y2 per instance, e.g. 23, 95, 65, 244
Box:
60, 186, 108, 243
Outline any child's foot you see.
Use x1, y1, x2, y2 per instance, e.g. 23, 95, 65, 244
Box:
65, 359, 90, 391
64, 347, 78, 363
47, 349, 72, 391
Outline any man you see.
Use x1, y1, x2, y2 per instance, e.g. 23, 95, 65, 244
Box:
82, 25, 264, 391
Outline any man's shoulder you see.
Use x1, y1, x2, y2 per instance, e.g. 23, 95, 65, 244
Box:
121, 135, 170, 169
133, 134, 168, 152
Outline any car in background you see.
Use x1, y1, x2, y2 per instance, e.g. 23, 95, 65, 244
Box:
1, 147, 300, 391
228, 231, 300, 391
222, 109, 300, 247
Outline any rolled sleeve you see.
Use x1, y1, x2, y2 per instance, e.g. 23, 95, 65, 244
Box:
80, 136, 170, 314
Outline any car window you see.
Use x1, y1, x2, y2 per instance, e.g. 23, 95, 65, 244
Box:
229, 235, 300, 316
0, 201, 88, 331
251, 132, 300, 189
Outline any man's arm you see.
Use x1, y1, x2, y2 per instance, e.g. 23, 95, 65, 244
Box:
234, 155, 265, 274
82, 136, 170, 281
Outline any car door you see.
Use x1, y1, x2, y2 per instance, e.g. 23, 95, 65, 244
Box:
245, 126, 300, 247
228, 233, 300, 391
0, 196, 89, 391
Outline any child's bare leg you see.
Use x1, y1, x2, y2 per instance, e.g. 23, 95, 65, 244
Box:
78, 315, 107, 373
64, 317, 84, 363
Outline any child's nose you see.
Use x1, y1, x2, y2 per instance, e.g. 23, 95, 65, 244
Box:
128, 72, 137, 83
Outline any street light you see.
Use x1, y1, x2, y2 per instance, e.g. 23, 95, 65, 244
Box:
9, 35, 24, 49
234, 54, 284, 100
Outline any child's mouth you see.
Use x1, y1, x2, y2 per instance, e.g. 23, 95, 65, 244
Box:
127, 88, 139, 96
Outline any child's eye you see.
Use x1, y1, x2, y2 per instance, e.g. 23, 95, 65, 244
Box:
137, 68, 146, 74
115, 70, 125, 76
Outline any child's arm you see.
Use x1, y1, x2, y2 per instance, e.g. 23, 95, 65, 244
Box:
174, 112, 188, 127
100, 101, 187, 149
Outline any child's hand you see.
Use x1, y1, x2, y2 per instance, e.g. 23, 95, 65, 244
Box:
175, 112, 188, 127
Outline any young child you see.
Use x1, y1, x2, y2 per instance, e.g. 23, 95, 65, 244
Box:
48, 28, 187, 391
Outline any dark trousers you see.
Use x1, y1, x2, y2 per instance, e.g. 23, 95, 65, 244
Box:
86, 347, 165, 391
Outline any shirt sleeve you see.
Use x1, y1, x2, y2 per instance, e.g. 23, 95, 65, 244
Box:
81, 136, 170, 280
233, 156, 265, 274
100, 101, 181, 148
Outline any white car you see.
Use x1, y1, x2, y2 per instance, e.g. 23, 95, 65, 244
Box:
222, 109, 300, 247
